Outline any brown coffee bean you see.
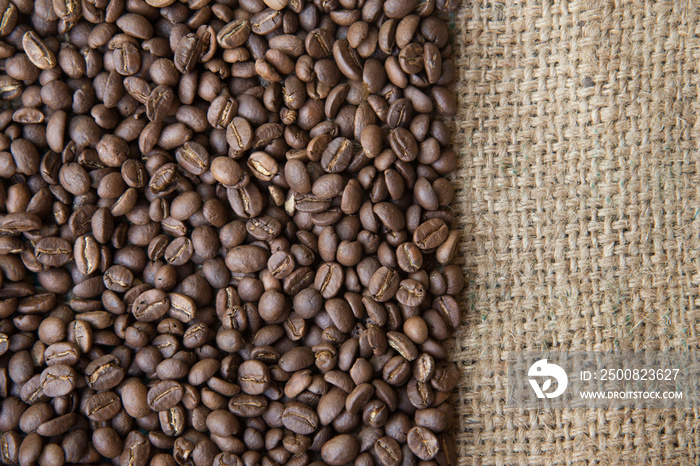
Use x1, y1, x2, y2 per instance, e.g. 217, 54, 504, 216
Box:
97, 134, 129, 167
176, 142, 210, 176
0, 431, 20, 464
86, 391, 122, 422
282, 401, 319, 435
132, 289, 170, 322
103, 265, 134, 292
228, 394, 268, 417
368, 266, 400, 302
247, 151, 278, 181
0, 0, 17, 36
217, 19, 251, 48
225, 245, 269, 273
413, 218, 449, 250
93, 426, 123, 459
39, 365, 76, 397
85, 355, 125, 391
23, 31, 56, 70
210, 157, 243, 187
321, 434, 360, 465
238, 359, 271, 395
321, 137, 353, 173
314, 262, 344, 299
118, 431, 150, 466
174, 33, 202, 74
34, 237, 72, 266
382, 355, 411, 386
208, 96, 238, 129
146, 85, 175, 123
333, 39, 362, 81
374, 436, 403, 466
147, 380, 184, 411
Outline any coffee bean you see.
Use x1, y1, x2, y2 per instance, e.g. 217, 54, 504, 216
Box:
228, 394, 268, 417
208, 96, 237, 129
0, 431, 20, 464
86, 391, 122, 422
146, 85, 175, 123
238, 359, 271, 395
37, 412, 77, 436
374, 436, 403, 466
23, 31, 56, 70
413, 218, 450, 250
217, 19, 251, 49
97, 134, 129, 168
279, 347, 315, 372
118, 431, 150, 466
39, 365, 76, 397
0, 0, 17, 36
103, 265, 134, 292
175, 142, 209, 176
132, 289, 170, 322
396, 279, 426, 307
225, 245, 269, 273
85, 354, 125, 391
34, 237, 72, 266
321, 137, 353, 173
147, 380, 184, 411
282, 401, 319, 435
368, 266, 400, 302
321, 434, 360, 465
93, 426, 123, 459
174, 33, 202, 74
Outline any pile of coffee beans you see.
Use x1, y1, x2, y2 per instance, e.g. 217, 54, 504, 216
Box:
0, 0, 462, 463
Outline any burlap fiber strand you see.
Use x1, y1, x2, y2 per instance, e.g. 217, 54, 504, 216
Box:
448, 0, 700, 464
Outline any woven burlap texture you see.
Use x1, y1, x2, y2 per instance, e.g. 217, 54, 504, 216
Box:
449, 0, 700, 464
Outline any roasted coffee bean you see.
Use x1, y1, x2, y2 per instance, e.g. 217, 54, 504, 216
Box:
118, 431, 150, 466
228, 394, 268, 417
93, 426, 123, 458
238, 359, 271, 395
368, 266, 400, 302
321, 434, 360, 465
103, 265, 134, 292
147, 380, 184, 411
217, 19, 251, 49
146, 85, 175, 123
85, 355, 125, 391
176, 142, 209, 176
413, 218, 450, 250
226, 245, 269, 273
39, 365, 76, 397
0, 431, 20, 464
34, 237, 72, 266
23, 31, 56, 70
321, 137, 353, 173
85, 391, 122, 422
174, 33, 202, 74
282, 401, 319, 435
375, 436, 403, 466
132, 289, 170, 322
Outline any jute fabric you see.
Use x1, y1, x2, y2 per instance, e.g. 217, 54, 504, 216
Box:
449, 0, 700, 463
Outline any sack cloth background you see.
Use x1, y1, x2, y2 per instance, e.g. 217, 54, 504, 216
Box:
449, 0, 700, 463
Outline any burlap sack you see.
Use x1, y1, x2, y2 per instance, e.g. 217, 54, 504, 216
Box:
449, 0, 700, 463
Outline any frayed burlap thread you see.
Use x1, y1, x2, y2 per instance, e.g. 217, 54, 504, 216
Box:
449, 0, 700, 464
